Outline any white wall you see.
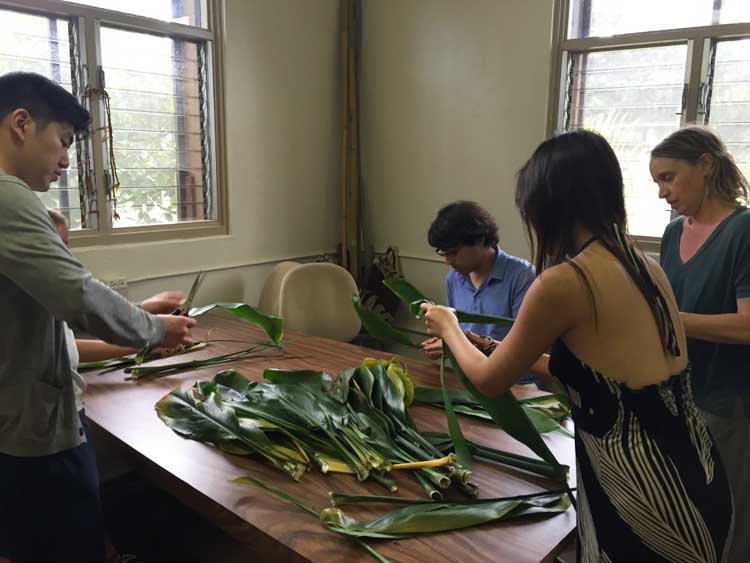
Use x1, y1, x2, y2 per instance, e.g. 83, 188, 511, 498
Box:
72, 0, 341, 306
361, 0, 554, 331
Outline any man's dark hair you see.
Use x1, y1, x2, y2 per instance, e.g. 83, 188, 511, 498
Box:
0, 72, 89, 134
427, 201, 500, 251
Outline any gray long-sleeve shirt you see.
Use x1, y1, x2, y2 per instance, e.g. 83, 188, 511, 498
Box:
0, 170, 165, 456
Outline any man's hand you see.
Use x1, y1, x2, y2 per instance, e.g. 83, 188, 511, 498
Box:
420, 336, 443, 359
159, 315, 197, 348
141, 291, 186, 314
465, 329, 496, 354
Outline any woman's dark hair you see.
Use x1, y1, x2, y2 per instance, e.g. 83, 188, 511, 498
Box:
428, 201, 499, 251
515, 130, 679, 355
0, 72, 89, 135
651, 126, 748, 206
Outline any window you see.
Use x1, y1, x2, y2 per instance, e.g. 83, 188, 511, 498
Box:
0, 9, 85, 228
551, 0, 750, 240
0, 0, 224, 241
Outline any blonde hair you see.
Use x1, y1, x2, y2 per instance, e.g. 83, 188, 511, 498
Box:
651, 126, 749, 206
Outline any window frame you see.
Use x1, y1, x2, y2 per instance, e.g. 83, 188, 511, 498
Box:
0, 0, 228, 247
547, 0, 750, 252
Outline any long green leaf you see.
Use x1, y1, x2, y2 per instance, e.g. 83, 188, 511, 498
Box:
329, 488, 573, 507
189, 303, 284, 345
79, 342, 208, 372
126, 345, 283, 379
383, 277, 514, 325
422, 431, 565, 481
414, 386, 573, 438
234, 475, 391, 563
416, 386, 571, 419
452, 310, 514, 325
382, 278, 430, 316
352, 295, 415, 347
320, 490, 570, 538
440, 352, 472, 469
447, 353, 569, 485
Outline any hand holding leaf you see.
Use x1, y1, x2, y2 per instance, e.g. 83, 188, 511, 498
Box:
420, 302, 460, 339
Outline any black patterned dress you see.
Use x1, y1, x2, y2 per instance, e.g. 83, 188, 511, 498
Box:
550, 340, 733, 563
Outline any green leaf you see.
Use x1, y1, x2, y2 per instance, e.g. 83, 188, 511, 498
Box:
414, 385, 476, 406
383, 277, 514, 325
383, 278, 430, 316
234, 475, 392, 563
440, 351, 472, 469
156, 384, 307, 480
448, 356, 569, 485
79, 342, 208, 372
422, 431, 566, 481
233, 475, 319, 516
521, 405, 574, 439
126, 345, 281, 379
352, 295, 415, 347
320, 490, 571, 538
453, 311, 514, 325
262, 368, 334, 391
414, 386, 573, 438
189, 303, 284, 345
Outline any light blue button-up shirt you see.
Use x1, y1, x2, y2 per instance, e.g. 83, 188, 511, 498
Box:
445, 247, 535, 341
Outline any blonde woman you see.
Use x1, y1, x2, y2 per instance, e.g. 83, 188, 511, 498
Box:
651, 126, 750, 561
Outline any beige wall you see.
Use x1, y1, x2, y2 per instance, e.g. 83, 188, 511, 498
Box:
70, 0, 557, 321
361, 0, 554, 331
71, 0, 341, 306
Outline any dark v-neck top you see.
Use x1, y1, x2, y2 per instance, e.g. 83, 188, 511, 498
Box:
660, 207, 750, 412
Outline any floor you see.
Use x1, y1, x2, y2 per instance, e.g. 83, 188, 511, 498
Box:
0, 472, 249, 563
101, 472, 249, 563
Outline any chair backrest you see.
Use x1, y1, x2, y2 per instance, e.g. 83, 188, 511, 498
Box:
257, 261, 301, 316
278, 262, 361, 342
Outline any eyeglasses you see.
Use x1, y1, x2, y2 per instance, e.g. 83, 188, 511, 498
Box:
435, 247, 459, 258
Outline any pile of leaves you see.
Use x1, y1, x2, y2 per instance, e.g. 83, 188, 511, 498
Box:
156, 358, 474, 496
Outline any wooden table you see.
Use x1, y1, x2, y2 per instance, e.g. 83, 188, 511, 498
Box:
84, 313, 576, 562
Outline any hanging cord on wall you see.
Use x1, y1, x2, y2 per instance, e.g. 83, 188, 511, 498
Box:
82, 84, 121, 221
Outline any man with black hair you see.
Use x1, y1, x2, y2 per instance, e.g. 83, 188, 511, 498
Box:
0, 72, 196, 563
422, 202, 535, 381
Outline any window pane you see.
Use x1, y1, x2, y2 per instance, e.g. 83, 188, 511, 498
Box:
566, 45, 688, 237
100, 27, 213, 228
64, 0, 207, 28
706, 38, 750, 190
567, 0, 749, 39
718, 0, 750, 25
0, 9, 85, 230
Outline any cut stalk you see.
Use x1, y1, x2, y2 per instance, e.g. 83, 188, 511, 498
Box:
414, 472, 443, 501
370, 472, 398, 493
391, 453, 456, 470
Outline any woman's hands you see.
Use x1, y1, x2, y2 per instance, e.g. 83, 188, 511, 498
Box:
420, 303, 462, 340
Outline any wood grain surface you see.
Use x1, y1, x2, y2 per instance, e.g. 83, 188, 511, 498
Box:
84, 313, 577, 562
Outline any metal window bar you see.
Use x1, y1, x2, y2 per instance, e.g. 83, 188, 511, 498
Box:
197, 41, 211, 220
47, 16, 71, 224
703, 39, 718, 124
68, 18, 87, 228
563, 54, 576, 131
